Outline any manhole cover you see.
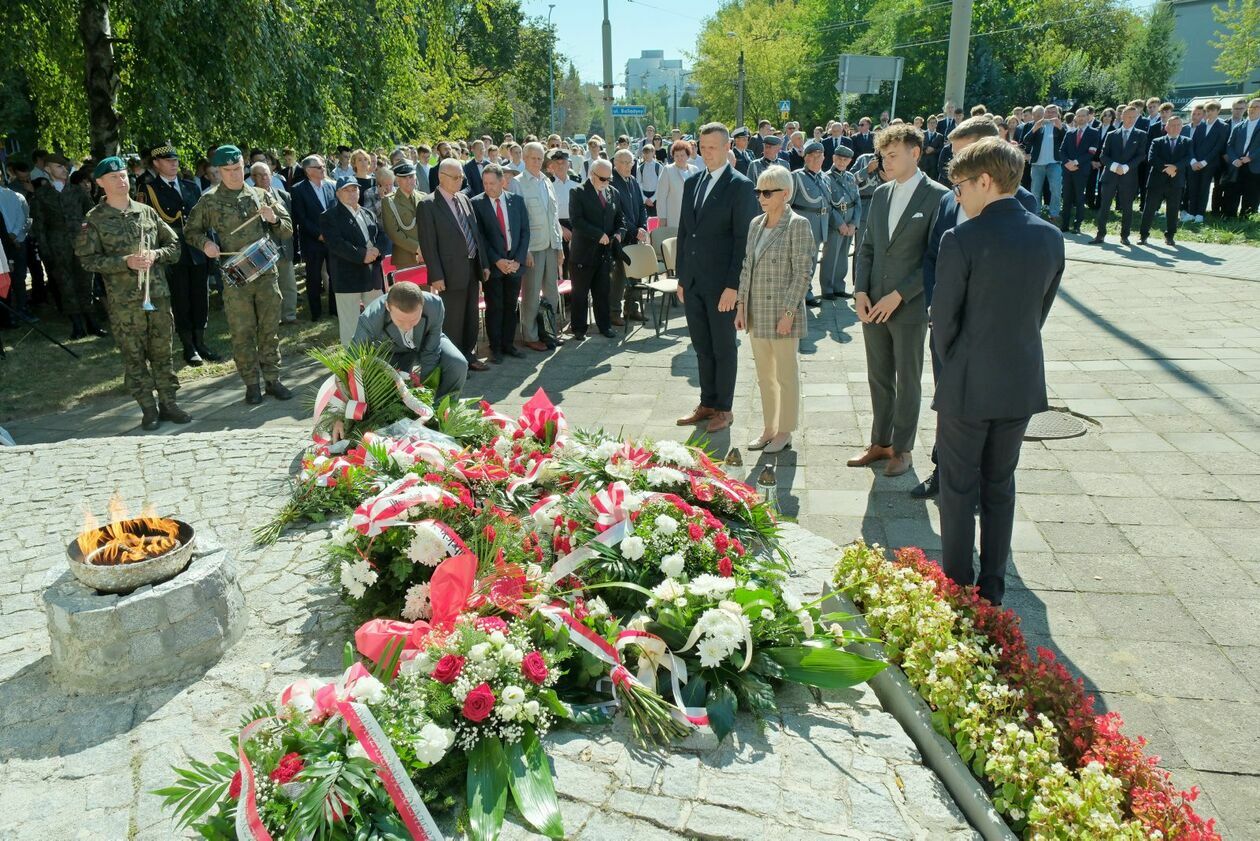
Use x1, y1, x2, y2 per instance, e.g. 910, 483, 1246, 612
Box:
1024, 410, 1088, 440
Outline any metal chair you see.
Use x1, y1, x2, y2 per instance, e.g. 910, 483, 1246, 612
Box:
629, 237, 679, 338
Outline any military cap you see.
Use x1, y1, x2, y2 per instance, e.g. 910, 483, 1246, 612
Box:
763, 135, 783, 147
392, 161, 416, 176
211, 145, 243, 166
804, 140, 825, 155
732, 127, 750, 138
545, 148, 570, 162
45, 153, 71, 166
832, 143, 855, 159
92, 156, 126, 178
335, 175, 359, 192
151, 142, 179, 159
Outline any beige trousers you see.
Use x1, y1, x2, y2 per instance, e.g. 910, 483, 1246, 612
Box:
750, 336, 801, 434
336, 289, 383, 346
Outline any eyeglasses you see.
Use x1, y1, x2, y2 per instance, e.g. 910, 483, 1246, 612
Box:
950, 174, 980, 196
755, 188, 784, 198
440, 171, 465, 181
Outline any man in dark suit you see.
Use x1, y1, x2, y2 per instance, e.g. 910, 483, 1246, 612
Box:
1215, 100, 1248, 215
322, 176, 388, 346
1187, 101, 1229, 222
848, 124, 949, 477
417, 158, 489, 370
848, 118, 876, 166
1058, 110, 1101, 234
674, 123, 759, 434
290, 155, 338, 320
1227, 97, 1260, 217
567, 157, 626, 340
919, 116, 945, 180
463, 140, 490, 197
610, 149, 649, 325
470, 163, 530, 363
912, 117, 1040, 500
1090, 105, 1147, 245
1139, 116, 1192, 246
932, 137, 1063, 606
748, 120, 773, 160
352, 282, 467, 404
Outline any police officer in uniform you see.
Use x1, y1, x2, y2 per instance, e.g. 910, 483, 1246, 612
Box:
75, 157, 191, 430
790, 140, 830, 306
381, 161, 424, 270
747, 135, 788, 185
184, 145, 294, 404
821, 143, 861, 298
138, 142, 221, 366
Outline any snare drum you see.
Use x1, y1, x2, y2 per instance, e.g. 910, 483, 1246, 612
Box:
222, 237, 280, 287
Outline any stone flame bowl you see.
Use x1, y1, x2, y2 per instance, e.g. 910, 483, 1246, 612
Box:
66, 518, 196, 594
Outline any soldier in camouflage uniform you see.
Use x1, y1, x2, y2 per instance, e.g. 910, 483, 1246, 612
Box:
184, 145, 294, 404
31, 155, 107, 338
75, 157, 191, 431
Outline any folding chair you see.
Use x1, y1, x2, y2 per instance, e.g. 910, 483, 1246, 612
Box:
388, 264, 429, 287
625, 241, 678, 339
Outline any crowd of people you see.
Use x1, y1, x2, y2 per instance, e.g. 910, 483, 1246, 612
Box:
0, 94, 1257, 600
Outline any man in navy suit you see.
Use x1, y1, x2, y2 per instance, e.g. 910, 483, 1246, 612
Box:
1227, 97, 1260, 217
1090, 105, 1147, 245
470, 164, 530, 363
1187, 101, 1229, 223
848, 117, 876, 165
463, 139, 490, 197
567, 158, 626, 340
920, 116, 945, 180
912, 117, 1040, 500
1139, 116, 1192, 245
1059, 109, 1101, 233
290, 155, 338, 320
933, 138, 1063, 606
675, 122, 759, 434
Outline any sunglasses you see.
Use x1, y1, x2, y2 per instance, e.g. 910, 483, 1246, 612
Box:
590, 174, 609, 183
755, 188, 784, 198
950, 174, 980, 196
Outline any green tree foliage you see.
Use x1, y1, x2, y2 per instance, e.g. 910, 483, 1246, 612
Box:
1211, 0, 1260, 87
1115, 1, 1186, 99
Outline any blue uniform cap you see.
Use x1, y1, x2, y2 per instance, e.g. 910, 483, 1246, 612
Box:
335, 175, 360, 192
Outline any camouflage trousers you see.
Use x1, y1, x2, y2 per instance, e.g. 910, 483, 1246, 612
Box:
46, 237, 95, 316
106, 295, 179, 408
224, 272, 282, 386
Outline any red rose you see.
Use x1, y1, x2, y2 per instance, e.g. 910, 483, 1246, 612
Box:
718, 556, 733, 577
227, 769, 242, 799
521, 651, 549, 685
269, 752, 304, 784
431, 654, 466, 684
462, 682, 496, 722
688, 522, 704, 541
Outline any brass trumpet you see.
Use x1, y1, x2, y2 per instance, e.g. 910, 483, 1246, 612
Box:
137, 228, 156, 312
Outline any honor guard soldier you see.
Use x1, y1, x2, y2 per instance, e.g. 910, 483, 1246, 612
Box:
382, 161, 424, 270
790, 140, 831, 306
32, 154, 107, 339
184, 145, 294, 404
75, 156, 191, 430
821, 143, 861, 298
138, 141, 221, 367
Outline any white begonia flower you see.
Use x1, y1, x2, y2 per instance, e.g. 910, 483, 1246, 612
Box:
469, 642, 492, 663
659, 553, 685, 578
401, 582, 432, 621
502, 685, 526, 705
653, 514, 679, 535
620, 535, 647, 561
489, 630, 508, 647
349, 675, 386, 705
346, 740, 371, 761
697, 636, 732, 668
414, 723, 454, 765
586, 597, 610, 619
645, 466, 687, 487
406, 527, 448, 567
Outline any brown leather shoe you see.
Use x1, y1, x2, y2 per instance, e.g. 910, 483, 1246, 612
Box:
677, 405, 716, 425
610, 316, 626, 327
884, 452, 913, 477
524, 340, 549, 352
847, 444, 894, 467
468, 358, 489, 372
706, 411, 733, 432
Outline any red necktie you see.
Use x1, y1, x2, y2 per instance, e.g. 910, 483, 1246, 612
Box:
1076, 128, 1083, 147
495, 197, 507, 245
598, 189, 607, 208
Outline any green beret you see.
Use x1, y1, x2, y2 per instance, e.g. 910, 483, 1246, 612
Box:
93, 156, 126, 179
211, 145, 243, 166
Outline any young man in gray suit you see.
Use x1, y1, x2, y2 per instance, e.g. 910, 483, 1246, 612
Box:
352, 281, 468, 405
932, 138, 1062, 606
849, 124, 949, 477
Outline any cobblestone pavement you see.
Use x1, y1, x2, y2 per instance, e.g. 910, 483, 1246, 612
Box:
3, 240, 1259, 836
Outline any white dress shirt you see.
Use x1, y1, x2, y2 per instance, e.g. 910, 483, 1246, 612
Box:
887, 169, 924, 232
552, 176, 579, 221
1035, 124, 1057, 165
694, 162, 729, 209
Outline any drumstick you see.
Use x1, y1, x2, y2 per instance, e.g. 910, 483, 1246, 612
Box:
227, 210, 262, 236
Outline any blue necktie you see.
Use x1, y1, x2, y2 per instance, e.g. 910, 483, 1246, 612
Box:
693, 171, 710, 210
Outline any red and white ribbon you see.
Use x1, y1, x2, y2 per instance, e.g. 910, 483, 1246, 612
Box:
350, 475, 457, 536
235, 717, 279, 840
507, 456, 553, 496
590, 481, 632, 533
544, 519, 628, 585
312, 365, 433, 444
616, 626, 709, 726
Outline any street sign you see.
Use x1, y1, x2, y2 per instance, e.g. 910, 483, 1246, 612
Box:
835, 55, 903, 95
778, 99, 791, 114
612, 105, 647, 117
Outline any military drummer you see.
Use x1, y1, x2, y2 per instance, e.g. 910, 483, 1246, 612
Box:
75, 156, 191, 431
184, 145, 294, 404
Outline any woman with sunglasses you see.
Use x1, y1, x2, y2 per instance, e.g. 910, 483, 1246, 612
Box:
733, 165, 816, 454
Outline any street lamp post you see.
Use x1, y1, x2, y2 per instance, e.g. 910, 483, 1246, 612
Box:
547, 4, 556, 135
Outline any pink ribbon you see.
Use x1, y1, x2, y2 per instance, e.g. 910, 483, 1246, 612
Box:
355, 552, 477, 667
591, 481, 631, 533
350, 475, 457, 536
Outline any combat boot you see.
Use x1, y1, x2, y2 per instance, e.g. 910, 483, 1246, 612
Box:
178, 330, 203, 366
193, 330, 224, 362
158, 400, 192, 424
84, 315, 108, 337
69, 315, 87, 340
245, 384, 263, 405
264, 380, 293, 400
141, 405, 161, 431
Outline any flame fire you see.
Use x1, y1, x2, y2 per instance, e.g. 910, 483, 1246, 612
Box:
76, 496, 182, 565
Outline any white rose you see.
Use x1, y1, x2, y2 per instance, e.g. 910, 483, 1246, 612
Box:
523, 700, 540, 721
659, 553, 685, 578
469, 643, 491, 663
620, 535, 646, 561
489, 630, 507, 647
499, 644, 524, 664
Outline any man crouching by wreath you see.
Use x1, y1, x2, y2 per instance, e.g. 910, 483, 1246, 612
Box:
352, 279, 468, 410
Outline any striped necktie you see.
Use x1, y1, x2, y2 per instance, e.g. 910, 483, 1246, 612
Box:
453, 197, 476, 257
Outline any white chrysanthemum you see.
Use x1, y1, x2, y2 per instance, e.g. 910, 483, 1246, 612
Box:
659, 553, 685, 578
651, 578, 686, 603
781, 590, 803, 612
340, 559, 377, 599
586, 597, 610, 619
349, 675, 386, 704
653, 514, 679, 535
414, 723, 454, 765
407, 527, 448, 566
402, 582, 432, 621
697, 636, 733, 668
493, 436, 514, 458
592, 440, 621, 462
391, 450, 416, 470
689, 574, 739, 598
605, 459, 637, 480
654, 440, 696, 468
620, 535, 646, 561
645, 466, 687, 487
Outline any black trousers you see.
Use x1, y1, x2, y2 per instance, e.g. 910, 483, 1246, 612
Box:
683, 282, 739, 412
1140, 177, 1183, 238
1085, 167, 1100, 208
439, 258, 482, 359
569, 250, 611, 336
1061, 167, 1091, 230
1096, 175, 1138, 237
937, 413, 1030, 606
559, 219, 572, 279
1242, 169, 1260, 216
1186, 166, 1215, 216
167, 258, 210, 335
301, 236, 332, 319
483, 273, 521, 353
1217, 168, 1244, 217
